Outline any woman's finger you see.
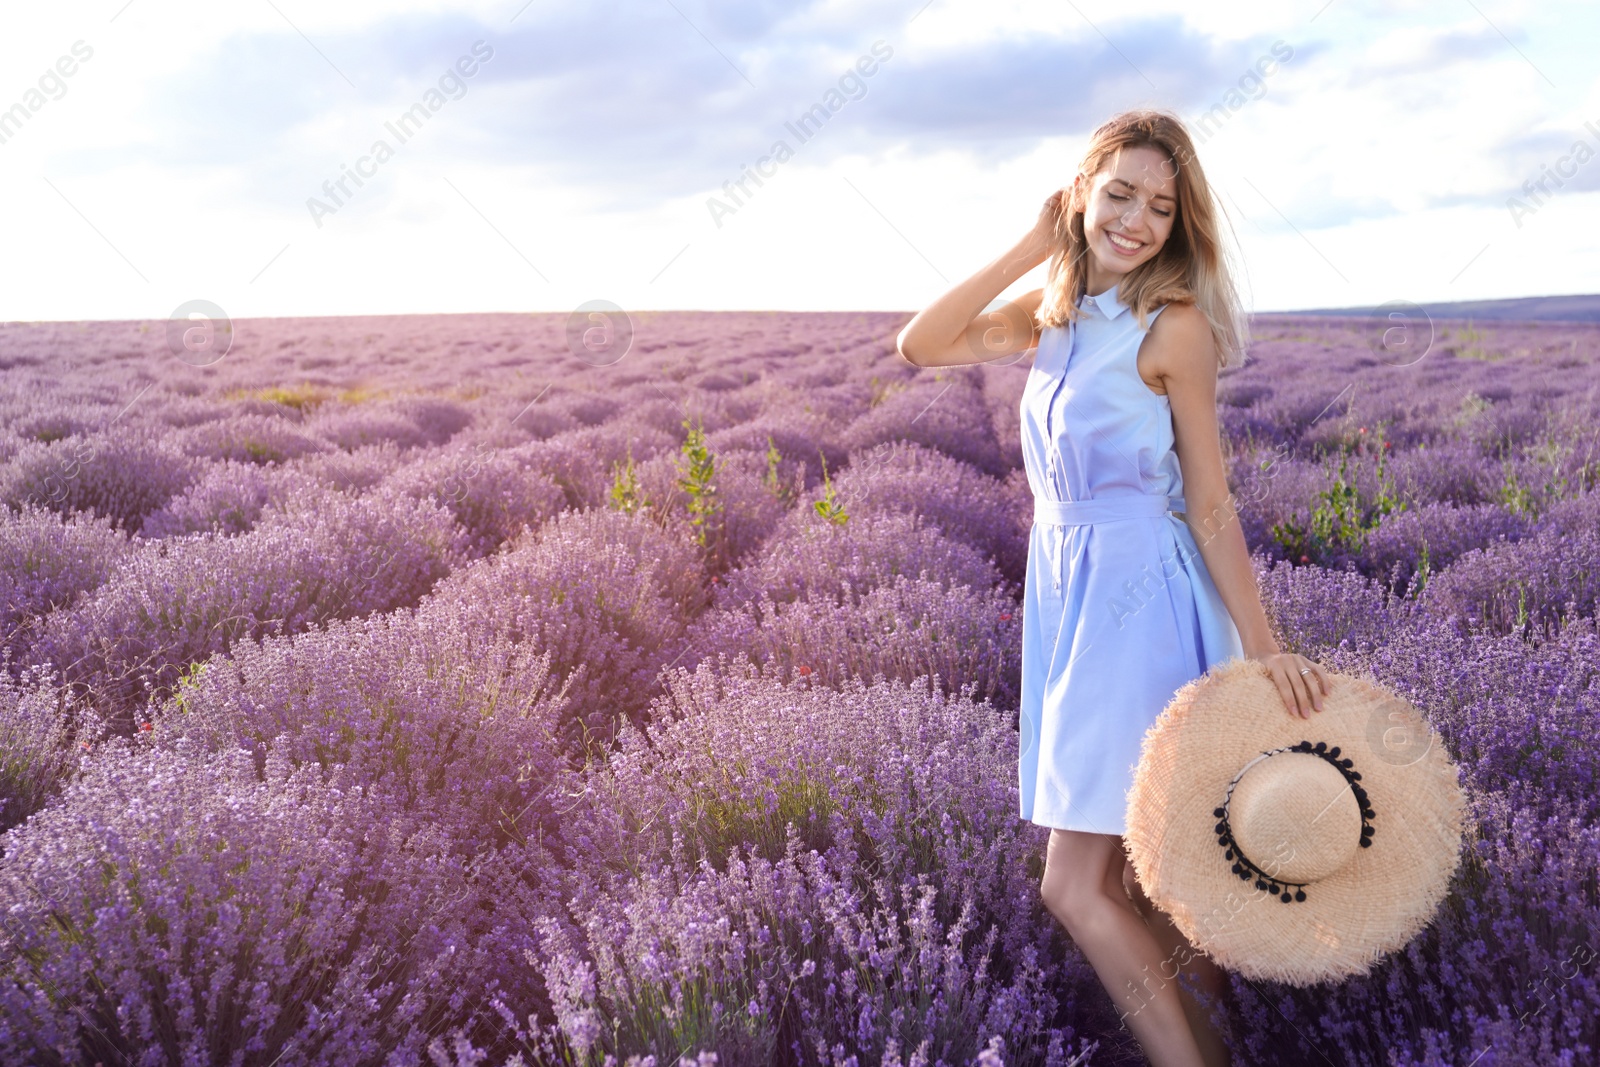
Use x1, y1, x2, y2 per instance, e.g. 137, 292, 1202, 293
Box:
1289, 661, 1317, 713
1294, 667, 1315, 717
1268, 669, 1294, 717
1276, 666, 1307, 719
1297, 660, 1329, 711
1296, 666, 1319, 714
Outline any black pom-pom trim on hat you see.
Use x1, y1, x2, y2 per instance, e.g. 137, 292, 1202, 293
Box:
1212, 739, 1377, 904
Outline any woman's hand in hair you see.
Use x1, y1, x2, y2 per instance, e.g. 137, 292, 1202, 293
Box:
1021, 188, 1068, 266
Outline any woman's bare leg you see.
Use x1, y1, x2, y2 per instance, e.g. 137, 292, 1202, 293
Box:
1038, 828, 1207, 1067
1121, 856, 1234, 1067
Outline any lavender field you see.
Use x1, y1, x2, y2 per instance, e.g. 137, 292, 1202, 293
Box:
0, 308, 1597, 1066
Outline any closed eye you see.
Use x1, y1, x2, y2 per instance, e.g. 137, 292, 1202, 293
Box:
1108, 191, 1172, 219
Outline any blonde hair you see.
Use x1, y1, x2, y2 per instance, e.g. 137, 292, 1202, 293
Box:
1036, 108, 1250, 370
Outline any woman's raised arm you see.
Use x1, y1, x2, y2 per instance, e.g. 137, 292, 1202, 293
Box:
895, 190, 1064, 368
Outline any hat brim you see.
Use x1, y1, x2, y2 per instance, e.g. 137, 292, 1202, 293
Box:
1124, 656, 1467, 986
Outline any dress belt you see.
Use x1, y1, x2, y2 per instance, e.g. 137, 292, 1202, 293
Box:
1033, 492, 1186, 526
1033, 492, 1187, 593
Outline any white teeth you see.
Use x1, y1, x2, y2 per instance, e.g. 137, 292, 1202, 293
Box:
1107, 232, 1142, 250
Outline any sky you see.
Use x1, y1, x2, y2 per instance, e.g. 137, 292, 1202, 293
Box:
1, 0, 1598, 324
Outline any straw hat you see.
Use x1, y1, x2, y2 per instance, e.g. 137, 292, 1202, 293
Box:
1123, 656, 1467, 986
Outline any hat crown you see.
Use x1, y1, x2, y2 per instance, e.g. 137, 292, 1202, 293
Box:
1230, 750, 1362, 884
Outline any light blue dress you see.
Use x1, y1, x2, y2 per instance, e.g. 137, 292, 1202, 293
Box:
1017, 282, 1243, 835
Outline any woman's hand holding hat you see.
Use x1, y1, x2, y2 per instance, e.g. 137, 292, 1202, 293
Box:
1252, 650, 1331, 719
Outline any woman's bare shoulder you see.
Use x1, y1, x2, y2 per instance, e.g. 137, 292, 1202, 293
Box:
1148, 302, 1218, 377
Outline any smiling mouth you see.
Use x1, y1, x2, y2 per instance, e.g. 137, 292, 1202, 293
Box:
1106, 231, 1144, 252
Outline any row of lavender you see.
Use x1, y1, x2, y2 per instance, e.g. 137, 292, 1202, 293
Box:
0, 311, 1596, 1064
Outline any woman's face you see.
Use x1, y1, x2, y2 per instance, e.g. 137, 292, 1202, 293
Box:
1073, 145, 1178, 282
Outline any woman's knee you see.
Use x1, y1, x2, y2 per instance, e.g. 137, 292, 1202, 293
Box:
1039, 829, 1120, 929
1040, 867, 1096, 928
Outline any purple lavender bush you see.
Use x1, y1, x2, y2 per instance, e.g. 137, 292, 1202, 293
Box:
173, 411, 330, 465
35, 482, 469, 726
413, 505, 704, 760
1226, 449, 1333, 564
153, 607, 574, 850
4, 400, 105, 445
383, 442, 567, 559
0, 423, 200, 532
0, 663, 104, 834
545, 387, 621, 428
138, 458, 303, 539
0, 503, 134, 668
825, 440, 1029, 586
1530, 485, 1600, 538
1420, 504, 1600, 638
515, 425, 679, 511
289, 439, 408, 492
306, 395, 472, 453
710, 508, 1003, 618
1356, 501, 1532, 595
835, 372, 1008, 479
0, 734, 565, 1066
705, 415, 842, 488
688, 573, 1022, 710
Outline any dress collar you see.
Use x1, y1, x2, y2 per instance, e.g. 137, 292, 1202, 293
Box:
1078, 282, 1130, 321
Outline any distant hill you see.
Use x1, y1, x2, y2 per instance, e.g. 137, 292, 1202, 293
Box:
1264, 292, 1600, 323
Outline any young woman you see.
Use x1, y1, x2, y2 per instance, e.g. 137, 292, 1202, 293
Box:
896, 109, 1333, 1067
